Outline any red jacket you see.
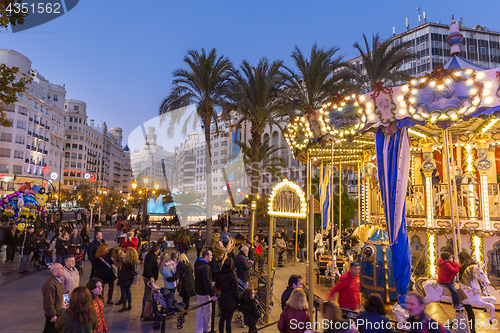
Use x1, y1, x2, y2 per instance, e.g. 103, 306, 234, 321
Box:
437, 257, 461, 284
278, 306, 311, 333
327, 271, 360, 310
122, 237, 138, 250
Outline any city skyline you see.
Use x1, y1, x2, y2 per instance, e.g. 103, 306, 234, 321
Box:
3, 1, 500, 145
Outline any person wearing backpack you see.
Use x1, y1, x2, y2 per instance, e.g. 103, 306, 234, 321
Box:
406, 291, 450, 333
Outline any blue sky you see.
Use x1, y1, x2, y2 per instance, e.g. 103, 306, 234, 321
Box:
2, 0, 499, 146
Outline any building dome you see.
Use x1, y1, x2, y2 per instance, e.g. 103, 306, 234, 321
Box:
123, 145, 130, 152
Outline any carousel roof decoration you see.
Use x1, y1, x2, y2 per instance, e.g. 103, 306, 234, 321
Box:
284, 18, 500, 159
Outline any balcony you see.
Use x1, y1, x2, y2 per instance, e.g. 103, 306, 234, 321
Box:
25, 158, 29, 163
42, 162, 47, 167
31, 147, 36, 151
26, 145, 30, 149
34, 120, 39, 125
27, 131, 32, 136
37, 148, 42, 153
43, 150, 48, 155
32, 133, 38, 138
29, 117, 33, 122
40, 123, 45, 128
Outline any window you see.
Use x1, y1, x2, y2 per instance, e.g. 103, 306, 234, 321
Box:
71, 153, 77, 159
71, 162, 77, 168
69, 180, 73, 185
15, 135, 25, 144
80, 136, 84, 141
53, 95, 58, 101
469, 45, 476, 53
77, 162, 82, 168
72, 144, 77, 149
64, 161, 69, 167
0, 148, 11, 157
72, 135, 78, 140
78, 154, 82, 159
16, 120, 26, 129
79, 145, 83, 150
13, 165, 22, 174
64, 180, 68, 185
65, 152, 70, 158
221, 150, 227, 155
13, 151, 23, 159
66, 135, 71, 139
69, 117, 73, 122
66, 143, 71, 149
0, 133, 12, 142
74, 105, 79, 111
76, 172, 81, 177
79, 119, 82, 123
70, 171, 76, 177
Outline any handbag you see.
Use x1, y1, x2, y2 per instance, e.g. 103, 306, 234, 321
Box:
176, 272, 185, 292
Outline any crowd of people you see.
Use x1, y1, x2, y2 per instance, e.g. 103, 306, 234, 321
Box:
0, 214, 481, 333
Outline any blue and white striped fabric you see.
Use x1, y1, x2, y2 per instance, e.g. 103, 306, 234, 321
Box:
444, 56, 488, 71
320, 165, 331, 230
375, 128, 412, 306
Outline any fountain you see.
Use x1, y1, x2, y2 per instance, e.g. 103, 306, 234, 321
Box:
147, 194, 174, 214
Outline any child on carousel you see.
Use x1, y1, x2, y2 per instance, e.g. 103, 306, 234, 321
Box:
437, 252, 464, 310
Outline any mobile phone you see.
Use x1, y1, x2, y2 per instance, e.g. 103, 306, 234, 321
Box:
63, 294, 69, 307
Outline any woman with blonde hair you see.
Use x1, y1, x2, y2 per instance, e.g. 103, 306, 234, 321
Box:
169, 253, 196, 310
322, 300, 358, 333
278, 288, 312, 333
116, 247, 139, 312
55, 286, 97, 332
160, 252, 178, 291
94, 243, 117, 306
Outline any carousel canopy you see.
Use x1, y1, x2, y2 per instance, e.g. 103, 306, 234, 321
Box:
284, 20, 500, 161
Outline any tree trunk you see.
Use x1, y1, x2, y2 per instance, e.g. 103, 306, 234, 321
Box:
250, 125, 264, 197
203, 121, 213, 241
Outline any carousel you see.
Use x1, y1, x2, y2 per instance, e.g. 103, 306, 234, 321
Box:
283, 19, 500, 320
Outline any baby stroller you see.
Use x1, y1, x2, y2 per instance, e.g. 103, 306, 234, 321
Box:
147, 281, 186, 331
235, 269, 274, 326
140, 241, 155, 263
39, 242, 54, 268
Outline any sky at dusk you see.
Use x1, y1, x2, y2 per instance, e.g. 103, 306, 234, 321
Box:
2, 0, 500, 147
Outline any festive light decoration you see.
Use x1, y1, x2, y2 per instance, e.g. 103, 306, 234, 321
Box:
480, 173, 491, 231
268, 179, 307, 218
425, 175, 433, 228
471, 234, 485, 265
319, 94, 367, 138
427, 233, 437, 277
405, 67, 482, 123
408, 128, 427, 138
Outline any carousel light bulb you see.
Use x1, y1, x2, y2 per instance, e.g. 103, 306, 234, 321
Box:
402, 85, 409, 92
429, 81, 436, 87
485, 82, 493, 89
476, 71, 485, 79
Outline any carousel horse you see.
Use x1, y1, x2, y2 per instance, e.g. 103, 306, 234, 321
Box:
325, 255, 341, 281
415, 263, 496, 322
314, 232, 325, 261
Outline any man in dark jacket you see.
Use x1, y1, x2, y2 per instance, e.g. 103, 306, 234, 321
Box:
4, 223, 19, 262
68, 228, 82, 254
235, 245, 253, 288
88, 232, 105, 279
142, 224, 152, 242
194, 250, 217, 333
18, 225, 35, 274
142, 243, 160, 317
298, 229, 307, 263
194, 229, 205, 258
281, 274, 303, 310
42, 263, 65, 333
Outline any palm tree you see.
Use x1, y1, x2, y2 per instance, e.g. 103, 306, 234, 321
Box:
159, 48, 233, 239
170, 191, 204, 226
353, 34, 416, 92
237, 138, 288, 180
226, 57, 289, 197
282, 44, 358, 116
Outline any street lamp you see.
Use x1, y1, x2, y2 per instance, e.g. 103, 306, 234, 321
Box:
154, 183, 160, 190
143, 177, 149, 186
131, 180, 137, 190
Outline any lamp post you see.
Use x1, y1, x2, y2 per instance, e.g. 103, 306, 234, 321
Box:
132, 178, 160, 227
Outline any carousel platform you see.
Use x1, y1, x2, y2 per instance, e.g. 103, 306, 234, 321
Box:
301, 263, 500, 333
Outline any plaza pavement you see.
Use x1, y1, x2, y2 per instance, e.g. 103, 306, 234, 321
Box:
1, 226, 499, 333
0, 226, 306, 332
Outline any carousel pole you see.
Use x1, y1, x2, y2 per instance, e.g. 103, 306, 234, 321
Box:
330, 141, 334, 255
357, 160, 361, 226
295, 217, 298, 267
320, 161, 324, 233
308, 194, 314, 319
339, 158, 342, 235
265, 215, 274, 323
443, 128, 459, 262
448, 129, 462, 250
